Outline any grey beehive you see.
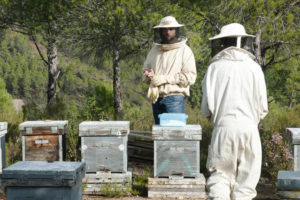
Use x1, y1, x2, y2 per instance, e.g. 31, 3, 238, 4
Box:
79, 121, 130, 173
2, 161, 85, 200
152, 125, 202, 178
287, 128, 300, 171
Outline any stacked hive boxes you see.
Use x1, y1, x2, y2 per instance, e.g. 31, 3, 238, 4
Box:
79, 121, 131, 195
148, 124, 207, 199
2, 161, 85, 200
277, 128, 300, 198
19, 121, 68, 161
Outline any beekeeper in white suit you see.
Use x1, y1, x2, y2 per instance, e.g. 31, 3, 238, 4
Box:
201, 23, 268, 199
142, 16, 197, 124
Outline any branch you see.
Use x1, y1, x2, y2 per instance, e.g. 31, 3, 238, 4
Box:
264, 53, 300, 69
176, 2, 220, 31
119, 39, 150, 60
31, 35, 49, 65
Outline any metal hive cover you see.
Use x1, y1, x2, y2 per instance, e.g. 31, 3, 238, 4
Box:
2, 161, 85, 180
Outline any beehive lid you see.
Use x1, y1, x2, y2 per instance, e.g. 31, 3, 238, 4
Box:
79, 121, 130, 136
277, 170, 300, 190
152, 125, 202, 140
2, 161, 85, 187
287, 128, 300, 145
0, 122, 7, 136
19, 121, 68, 135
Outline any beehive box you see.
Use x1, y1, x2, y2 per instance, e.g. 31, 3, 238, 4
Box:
79, 121, 130, 173
2, 161, 85, 200
152, 125, 202, 178
277, 170, 300, 199
287, 128, 300, 171
0, 122, 7, 172
20, 121, 68, 161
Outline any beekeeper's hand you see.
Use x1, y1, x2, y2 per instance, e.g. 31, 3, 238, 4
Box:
143, 69, 154, 80
151, 75, 176, 86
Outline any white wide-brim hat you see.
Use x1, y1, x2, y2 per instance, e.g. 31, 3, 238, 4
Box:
209, 23, 255, 40
154, 16, 184, 29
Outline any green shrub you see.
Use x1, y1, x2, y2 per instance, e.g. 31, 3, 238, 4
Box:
261, 102, 300, 184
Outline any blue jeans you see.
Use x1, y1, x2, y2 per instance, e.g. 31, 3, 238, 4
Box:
152, 95, 185, 124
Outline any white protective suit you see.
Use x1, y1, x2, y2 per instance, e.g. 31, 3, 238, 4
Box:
143, 39, 197, 103
201, 47, 268, 200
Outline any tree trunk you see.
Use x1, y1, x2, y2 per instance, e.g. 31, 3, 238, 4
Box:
113, 48, 123, 117
46, 37, 59, 107
255, 29, 263, 67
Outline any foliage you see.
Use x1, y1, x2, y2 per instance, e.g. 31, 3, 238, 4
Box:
130, 169, 151, 196
0, 78, 23, 166
100, 183, 130, 197
83, 82, 114, 121
261, 102, 300, 184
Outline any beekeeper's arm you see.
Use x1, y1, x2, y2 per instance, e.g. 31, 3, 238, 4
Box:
201, 73, 212, 120
151, 47, 197, 87
258, 70, 268, 120
142, 51, 153, 84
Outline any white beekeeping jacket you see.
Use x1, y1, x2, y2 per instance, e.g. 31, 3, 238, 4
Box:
143, 38, 197, 98
201, 47, 268, 126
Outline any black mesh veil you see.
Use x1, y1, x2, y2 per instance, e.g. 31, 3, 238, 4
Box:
153, 27, 186, 44
211, 36, 255, 57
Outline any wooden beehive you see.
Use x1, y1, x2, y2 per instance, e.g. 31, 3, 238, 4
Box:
0, 122, 7, 172
19, 121, 68, 161
152, 125, 202, 178
287, 128, 300, 171
79, 121, 130, 173
2, 161, 85, 200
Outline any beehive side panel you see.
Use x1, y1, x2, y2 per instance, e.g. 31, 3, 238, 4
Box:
25, 135, 59, 161
155, 140, 199, 177
82, 137, 124, 172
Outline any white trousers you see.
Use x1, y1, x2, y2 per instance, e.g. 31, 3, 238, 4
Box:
206, 124, 261, 200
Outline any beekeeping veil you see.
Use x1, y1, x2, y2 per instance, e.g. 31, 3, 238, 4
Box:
210, 23, 255, 57
153, 16, 186, 44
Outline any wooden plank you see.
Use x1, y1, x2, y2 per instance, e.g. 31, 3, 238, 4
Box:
148, 175, 207, 199
154, 140, 200, 177
83, 171, 132, 196
24, 135, 59, 161
148, 191, 207, 199
148, 174, 205, 185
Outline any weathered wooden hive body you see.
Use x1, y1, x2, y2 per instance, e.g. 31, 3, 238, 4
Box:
2, 161, 85, 200
0, 122, 7, 172
79, 121, 132, 195
152, 125, 202, 178
79, 121, 130, 173
19, 121, 68, 161
149, 124, 207, 199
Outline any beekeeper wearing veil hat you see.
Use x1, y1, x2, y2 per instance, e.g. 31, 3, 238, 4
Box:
142, 16, 197, 124
201, 23, 268, 199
